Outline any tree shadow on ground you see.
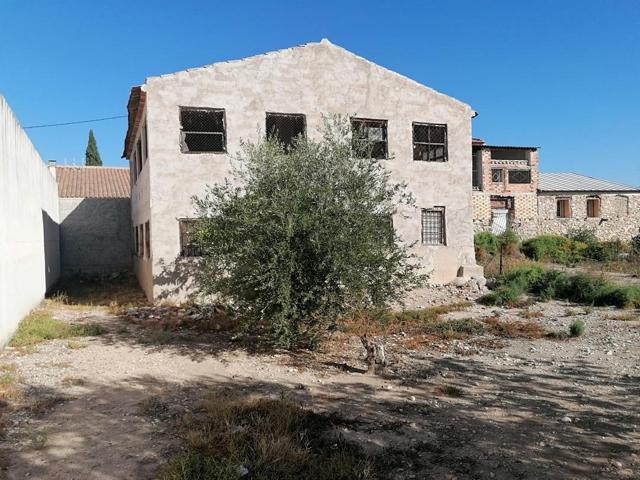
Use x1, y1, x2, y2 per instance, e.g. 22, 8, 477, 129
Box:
3, 353, 638, 480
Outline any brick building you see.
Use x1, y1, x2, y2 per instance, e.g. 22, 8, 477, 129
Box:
471, 138, 539, 236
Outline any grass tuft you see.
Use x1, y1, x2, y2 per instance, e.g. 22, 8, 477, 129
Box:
483, 316, 549, 339
10, 311, 106, 347
158, 393, 374, 480
569, 319, 586, 337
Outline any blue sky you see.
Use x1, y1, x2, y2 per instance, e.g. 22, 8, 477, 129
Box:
1, 0, 638, 185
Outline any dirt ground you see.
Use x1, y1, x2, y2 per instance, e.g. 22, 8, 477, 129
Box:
0, 288, 639, 479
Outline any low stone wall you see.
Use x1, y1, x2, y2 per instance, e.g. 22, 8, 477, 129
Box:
59, 197, 132, 275
0, 96, 60, 347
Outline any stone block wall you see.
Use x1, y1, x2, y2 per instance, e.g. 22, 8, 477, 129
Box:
59, 198, 132, 275
537, 193, 640, 241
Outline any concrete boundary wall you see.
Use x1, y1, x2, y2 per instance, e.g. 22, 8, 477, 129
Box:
0, 95, 60, 347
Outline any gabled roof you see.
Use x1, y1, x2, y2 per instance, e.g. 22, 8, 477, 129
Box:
123, 39, 475, 159
56, 166, 130, 198
539, 172, 640, 193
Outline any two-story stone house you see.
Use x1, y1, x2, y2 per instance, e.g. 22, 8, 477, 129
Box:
123, 40, 482, 301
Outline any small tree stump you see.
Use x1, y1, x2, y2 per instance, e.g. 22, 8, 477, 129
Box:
360, 334, 386, 374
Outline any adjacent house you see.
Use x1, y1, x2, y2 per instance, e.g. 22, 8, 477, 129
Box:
472, 139, 640, 240
50, 164, 132, 276
472, 138, 539, 237
123, 39, 482, 301
537, 173, 640, 241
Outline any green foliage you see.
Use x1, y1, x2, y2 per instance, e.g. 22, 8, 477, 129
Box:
481, 264, 640, 308
521, 235, 585, 264
85, 129, 102, 166
192, 116, 427, 348
568, 227, 598, 245
474, 232, 500, 257
569, 319, 586, 337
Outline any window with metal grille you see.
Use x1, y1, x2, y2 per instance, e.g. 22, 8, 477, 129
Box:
142, 121, 148, 164
413, 123, 447, 162
136, 138, 143, 175
137, 224, 144, 256
472, 152, 482, 189
180, 107, 226, 153
491, 169, 503, 183
508, 169, 531, 184
144, 222, 150, 259
179, 219, 203, 257
557, 198, 571, 218
266, 113, 305, 149
134, 226, 139, 256
351, 118, 388, 159
421, 207, 446, 245
586, 197, 601, 218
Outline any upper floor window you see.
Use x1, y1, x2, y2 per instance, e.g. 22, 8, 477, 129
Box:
180, 107, 226, 153
421, 207, 446, 246
351, 118, 388, 159
508, 169, 531, 184
413, 123, 447, 162
586, 197, 601, 218
491, 168, 503, 183
179, 219, 203, 257
557, 198, 571, 218
266, 113, 306, 150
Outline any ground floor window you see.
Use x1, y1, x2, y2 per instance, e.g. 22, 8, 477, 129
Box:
144, 222, 151, 259
421, 207, 446, 246
557, 198, 572, 218
586, 197, 601, 218
179, 219, 203, 257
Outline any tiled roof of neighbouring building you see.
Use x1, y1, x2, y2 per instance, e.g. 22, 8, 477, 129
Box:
539, 172, 640, 193
56, 166, 130, 198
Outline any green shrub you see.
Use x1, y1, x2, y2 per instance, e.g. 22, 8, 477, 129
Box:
569, 227, 598, 245
192, 116, 426, 349
474, 232, 500, 257
483, 264, 640, 309
521, 235, 579, 264
569, 319, 586, 337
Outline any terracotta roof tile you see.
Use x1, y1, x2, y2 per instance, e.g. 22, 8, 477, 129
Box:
56, 166, 130, 198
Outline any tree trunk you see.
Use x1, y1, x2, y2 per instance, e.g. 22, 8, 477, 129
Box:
360, 335, 386, 374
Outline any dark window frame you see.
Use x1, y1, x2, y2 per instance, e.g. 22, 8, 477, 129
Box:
491, 168, 504, 183
265, 112, 306, 150
412, 123, 448, 162
351, 117, 388, 160
179, 107, 227, 154
421, 206, 446, 246
508, 169, 531, 184
144, 221, 151, 259
179, 219, 203, 257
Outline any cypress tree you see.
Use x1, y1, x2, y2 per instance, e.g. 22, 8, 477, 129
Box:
85, 129, 103, 166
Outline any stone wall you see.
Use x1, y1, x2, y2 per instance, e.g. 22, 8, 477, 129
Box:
0, 95, 60, 347
59, 198, 132, 275
537, 193, 640, 241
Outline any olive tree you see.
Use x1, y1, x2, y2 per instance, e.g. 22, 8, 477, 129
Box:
193, 116, 426, 348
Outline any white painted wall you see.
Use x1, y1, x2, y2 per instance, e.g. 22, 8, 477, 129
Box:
0, 95, 60, 346
129, 40, 481, 301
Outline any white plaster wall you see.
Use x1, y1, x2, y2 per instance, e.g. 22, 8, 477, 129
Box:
0, 95, 60, 346
136, 41, 478, 300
